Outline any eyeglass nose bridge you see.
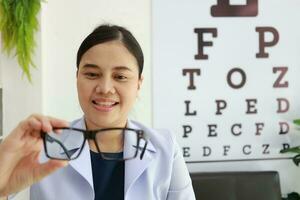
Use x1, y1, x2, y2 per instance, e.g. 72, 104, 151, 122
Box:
83, 130, 96, 140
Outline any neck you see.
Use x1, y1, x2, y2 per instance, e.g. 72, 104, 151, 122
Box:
84, 117, 127, 130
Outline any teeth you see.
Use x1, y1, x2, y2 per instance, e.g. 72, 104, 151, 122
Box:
94, 101, 115, 106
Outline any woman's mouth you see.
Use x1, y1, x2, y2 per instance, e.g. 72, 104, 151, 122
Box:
92, 100, 119, 112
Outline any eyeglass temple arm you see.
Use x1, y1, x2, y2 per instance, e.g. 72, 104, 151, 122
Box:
140, 141, 148, 160
45, 134, 72, 160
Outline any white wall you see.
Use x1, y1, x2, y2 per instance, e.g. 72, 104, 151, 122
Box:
1, 19, 43, 132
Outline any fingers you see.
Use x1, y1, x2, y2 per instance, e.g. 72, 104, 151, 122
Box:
27, 117, 43, 131
0, 114, 69, 155
35, 160, 69, 181
28, 114, 69, 133
15, 114, 69, 138
47, 116, 69, 129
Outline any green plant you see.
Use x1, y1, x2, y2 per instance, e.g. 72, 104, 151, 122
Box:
0, 0, 42, 81
280, 119, 300, 165
282, 192, 300, 200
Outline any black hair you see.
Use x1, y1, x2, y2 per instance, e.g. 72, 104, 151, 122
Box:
76, 24, 144, 78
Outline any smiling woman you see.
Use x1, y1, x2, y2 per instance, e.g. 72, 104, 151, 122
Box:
76, 40, 142, 130
1, 24, 195, 200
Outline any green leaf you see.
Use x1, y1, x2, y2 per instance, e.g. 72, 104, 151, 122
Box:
293, 155, 300, 166
294, 119, 300, 126
287, 192, 300, 200
0, 0, 42, 82
280, 146, 300, 154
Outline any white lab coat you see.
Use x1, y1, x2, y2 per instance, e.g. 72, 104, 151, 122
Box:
29, 118, 196, 200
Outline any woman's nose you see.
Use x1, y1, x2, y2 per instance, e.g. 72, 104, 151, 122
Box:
95, 78, 116, 94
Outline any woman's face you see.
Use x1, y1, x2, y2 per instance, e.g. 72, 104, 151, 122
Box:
77, 40, 143, 129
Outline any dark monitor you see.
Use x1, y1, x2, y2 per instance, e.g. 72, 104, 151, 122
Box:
190, 171, 282, 200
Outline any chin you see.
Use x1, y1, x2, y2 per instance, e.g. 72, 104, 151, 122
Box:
86, 117, 120, 129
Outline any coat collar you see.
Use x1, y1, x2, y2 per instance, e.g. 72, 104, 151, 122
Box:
124, 120, 156, 195
68, 117, 156, 195
69, 119, 94, 191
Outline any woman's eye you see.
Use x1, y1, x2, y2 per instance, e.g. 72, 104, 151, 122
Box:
84, 72, 99, 79
114, 75, 128, 81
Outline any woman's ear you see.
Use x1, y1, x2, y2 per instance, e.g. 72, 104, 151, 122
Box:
138, 75, 144, 90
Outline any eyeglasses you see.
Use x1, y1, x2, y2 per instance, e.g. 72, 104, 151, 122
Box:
41, 127, 148, 161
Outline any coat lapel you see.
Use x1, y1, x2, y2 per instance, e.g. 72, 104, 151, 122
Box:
69, 141, 94, 189
68, 118, 94, 190
124, 120, 156, 195
60, 118, 156, 196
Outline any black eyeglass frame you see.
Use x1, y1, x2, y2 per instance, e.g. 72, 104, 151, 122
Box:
41, 127, 148, 161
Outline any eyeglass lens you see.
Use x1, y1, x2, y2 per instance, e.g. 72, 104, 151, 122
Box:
44, 128, 142, 160
45, 129, 85, 160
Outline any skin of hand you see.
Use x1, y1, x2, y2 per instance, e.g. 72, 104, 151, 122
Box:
0, 114, 69, 197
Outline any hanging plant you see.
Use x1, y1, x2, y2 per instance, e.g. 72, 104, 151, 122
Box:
0, 0, 42, 82
280, 119, 300, 165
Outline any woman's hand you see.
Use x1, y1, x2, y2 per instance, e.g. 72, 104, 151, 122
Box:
0, 114, 69, 197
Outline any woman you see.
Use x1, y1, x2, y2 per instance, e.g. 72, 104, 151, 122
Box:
5, 24, 195, 200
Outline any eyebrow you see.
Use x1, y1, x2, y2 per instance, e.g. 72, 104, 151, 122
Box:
81, 63, 133, 72
113, 66, 133, 72
81, 63, 99, 69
